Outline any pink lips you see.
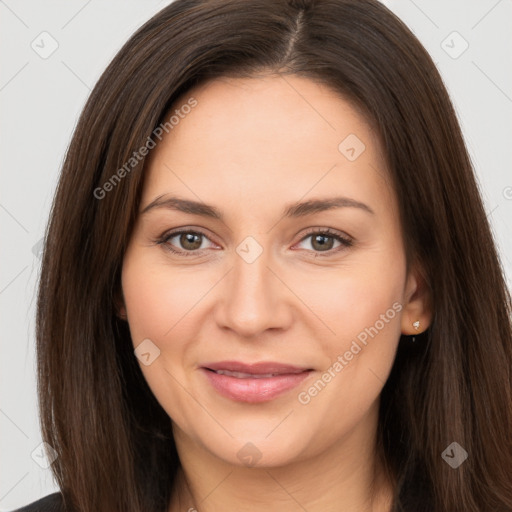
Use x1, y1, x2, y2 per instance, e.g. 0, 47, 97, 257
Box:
200, 361, 313, 403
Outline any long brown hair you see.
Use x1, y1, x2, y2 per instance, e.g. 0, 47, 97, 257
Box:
36, 0, 512, 511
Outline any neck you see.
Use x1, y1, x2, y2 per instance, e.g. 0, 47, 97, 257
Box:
169, 401, 394, 512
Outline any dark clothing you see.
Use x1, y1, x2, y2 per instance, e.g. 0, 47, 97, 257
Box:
11, 492, 64, 512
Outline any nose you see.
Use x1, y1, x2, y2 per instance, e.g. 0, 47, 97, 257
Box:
214, 239, 293, 339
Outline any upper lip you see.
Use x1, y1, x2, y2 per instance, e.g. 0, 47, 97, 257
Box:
202, 361, 311, 375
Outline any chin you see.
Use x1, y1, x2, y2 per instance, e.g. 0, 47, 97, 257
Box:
196, 426, 312, 469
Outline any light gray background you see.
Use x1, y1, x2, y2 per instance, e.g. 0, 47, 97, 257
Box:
1, 0, 511, 509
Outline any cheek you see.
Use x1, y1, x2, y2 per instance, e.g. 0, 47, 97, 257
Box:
121, 256, 206, 426
302, 255, 405, 345
121, 269, 171, 345
121, 255, 206, 345
298, 249, 405, 398
292, 263, 404, 442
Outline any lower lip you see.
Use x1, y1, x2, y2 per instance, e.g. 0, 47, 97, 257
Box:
201, 368, 312, 403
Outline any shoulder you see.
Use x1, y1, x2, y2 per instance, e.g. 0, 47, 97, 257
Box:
9, 492, 65, 512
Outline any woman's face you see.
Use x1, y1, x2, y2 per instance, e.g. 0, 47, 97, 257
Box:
121, 74, 422, 467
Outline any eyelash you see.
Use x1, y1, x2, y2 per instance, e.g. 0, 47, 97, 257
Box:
155, 227, 353, 258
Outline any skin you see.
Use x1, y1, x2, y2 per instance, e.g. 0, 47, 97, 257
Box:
119, 74, 432, 512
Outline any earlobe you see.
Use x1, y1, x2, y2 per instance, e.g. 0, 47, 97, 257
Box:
117, 306, 128, 321
400, 266, 433, 335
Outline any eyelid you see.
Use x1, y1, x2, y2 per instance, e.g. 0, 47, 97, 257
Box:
156, 226, 353, 257
156, 227, 219, 255
292, 227, 353, 256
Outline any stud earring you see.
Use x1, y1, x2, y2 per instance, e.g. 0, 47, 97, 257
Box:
411, 320, 420, 342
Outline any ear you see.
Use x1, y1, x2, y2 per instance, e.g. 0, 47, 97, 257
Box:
114, 286, 128, 321
400, 264, 432, 335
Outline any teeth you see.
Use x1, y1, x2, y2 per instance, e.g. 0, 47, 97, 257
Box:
214, 370, 279, 378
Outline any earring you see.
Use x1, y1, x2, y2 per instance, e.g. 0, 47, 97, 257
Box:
412, 320, 420, 342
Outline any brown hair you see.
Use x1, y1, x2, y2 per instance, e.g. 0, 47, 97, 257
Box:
36, 0, 512, 511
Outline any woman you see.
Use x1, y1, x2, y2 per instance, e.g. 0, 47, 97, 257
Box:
13, 0, 512, 511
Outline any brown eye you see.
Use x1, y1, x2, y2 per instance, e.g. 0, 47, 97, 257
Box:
295, 228, 353, 256
177, 232, 203, 251
310, 233, 335, 251
158, 229, 215, 256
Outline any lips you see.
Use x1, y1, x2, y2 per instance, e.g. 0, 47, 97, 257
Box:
200, 361, 313, 403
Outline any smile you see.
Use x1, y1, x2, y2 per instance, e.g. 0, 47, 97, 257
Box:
200, 361, 313, 403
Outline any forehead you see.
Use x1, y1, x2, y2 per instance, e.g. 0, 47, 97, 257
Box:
141, 75, 392, 217
158, 74, 376, 158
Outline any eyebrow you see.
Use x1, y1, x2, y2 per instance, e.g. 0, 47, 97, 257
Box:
141, 195, 375, 219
